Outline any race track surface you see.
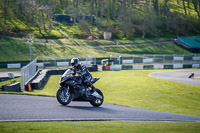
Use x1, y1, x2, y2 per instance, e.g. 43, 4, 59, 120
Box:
0, 94, 200, 122
149, 69, 200, 86
0, 71, 21, 78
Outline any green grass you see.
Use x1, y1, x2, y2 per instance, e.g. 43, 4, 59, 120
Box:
93, 70, 200, 116
33, 30, 65, 39
0, 68, 20, 72
0, 121, 199, 133
47, 37, 173, 47
0, 37, 195, 62
21, 70, 200, 116
104, 44, 192, 54
0, 38, 116, 62
26, 75, 60, 96
113, 37, 173, 44
49, 38, 97, 46
0, 77, 21, 87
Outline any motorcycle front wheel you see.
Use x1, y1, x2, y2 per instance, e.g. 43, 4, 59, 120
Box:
90, 89, 104, 107
56, 87, 73, 105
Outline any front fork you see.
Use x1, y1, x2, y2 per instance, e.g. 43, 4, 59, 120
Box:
63, 87, 69, 96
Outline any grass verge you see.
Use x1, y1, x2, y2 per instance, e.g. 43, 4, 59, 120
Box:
0, 121, 200, 133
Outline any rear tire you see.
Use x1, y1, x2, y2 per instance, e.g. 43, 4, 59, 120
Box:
90, 89, 104, 107
56, 87, 73, 105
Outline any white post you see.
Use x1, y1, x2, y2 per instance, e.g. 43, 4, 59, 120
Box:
27, 39, 34, 62
163, 54, 165, 64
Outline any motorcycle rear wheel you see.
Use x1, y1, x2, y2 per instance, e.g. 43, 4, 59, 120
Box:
90, 89, 104, 107
56, 87, 73, 105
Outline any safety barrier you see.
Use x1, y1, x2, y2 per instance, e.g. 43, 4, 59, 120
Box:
25, 65, 98, 90
121, 54, 200, 65
106, 63, 200, 71
43, 55, 96, 68
102, 54, 200, 71
21, 57, 38, 90
7, 64, 21, 68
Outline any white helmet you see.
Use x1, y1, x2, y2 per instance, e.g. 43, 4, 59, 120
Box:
71, 58, 79, 66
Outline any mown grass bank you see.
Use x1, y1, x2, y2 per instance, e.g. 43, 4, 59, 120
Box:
19, 70, 200, 116
104, 44, 192, 54
0, 121, 199, 133
0, 37, 194, 62
48, 37, 173, 46
0, 38, 115, 62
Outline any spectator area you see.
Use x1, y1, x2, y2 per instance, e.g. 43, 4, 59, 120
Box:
174, 36, 200, 52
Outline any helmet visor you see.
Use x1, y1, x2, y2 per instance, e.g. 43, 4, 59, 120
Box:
71, 63, 75, 66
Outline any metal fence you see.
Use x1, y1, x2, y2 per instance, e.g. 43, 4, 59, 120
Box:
120, 54, 200, 65
43, 55, 96, 68
21, 57, 38, 90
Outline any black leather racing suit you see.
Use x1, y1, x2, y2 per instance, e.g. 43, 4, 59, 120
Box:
72, 63, 95, 90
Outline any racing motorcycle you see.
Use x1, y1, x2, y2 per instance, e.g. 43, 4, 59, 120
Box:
56, 69, 104, 107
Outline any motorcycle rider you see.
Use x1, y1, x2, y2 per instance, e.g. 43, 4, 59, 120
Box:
71, 58, 96, 95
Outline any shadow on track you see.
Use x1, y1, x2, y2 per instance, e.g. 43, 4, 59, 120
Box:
60, 105, 116, 113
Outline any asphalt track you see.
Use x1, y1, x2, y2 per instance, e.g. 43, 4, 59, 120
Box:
0, 94, 200, 122
149, 69, 200, 86
0, 71, 21, 78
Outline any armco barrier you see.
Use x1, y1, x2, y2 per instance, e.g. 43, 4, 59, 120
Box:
57, 62, 69, 67
133, 65, 143, 70
122, 65, 133, 70
7, 64, 21, 68
36, 63, 44, 67
164, 64, 173, 69
109, 65, 122, 71
183, 64, 192, 68
173, 64, 183, 69
122, 60, 133, 64
154, 65, 164, 69
122, 54, 200, 65
143, 65, 154, 69
105, 63, 200, 71
193, 64, 200, 68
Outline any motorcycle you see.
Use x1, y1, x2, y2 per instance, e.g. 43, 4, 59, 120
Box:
56, 69, 104, 107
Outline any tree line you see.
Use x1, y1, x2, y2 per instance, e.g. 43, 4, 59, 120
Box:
0, 0, 200, 39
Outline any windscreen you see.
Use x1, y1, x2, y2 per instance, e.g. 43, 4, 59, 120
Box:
62, 69, 74, 77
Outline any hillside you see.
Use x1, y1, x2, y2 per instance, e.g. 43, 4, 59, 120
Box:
0, 38, 193, 62
0, 0, 200, 40
0, 38, 116, 62
0, 0, 199, 63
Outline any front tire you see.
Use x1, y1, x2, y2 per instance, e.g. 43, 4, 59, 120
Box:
90, 89, 104, 107
56, 87, 73, 105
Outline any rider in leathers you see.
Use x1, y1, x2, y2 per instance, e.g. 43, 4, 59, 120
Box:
71, 58, 96, 95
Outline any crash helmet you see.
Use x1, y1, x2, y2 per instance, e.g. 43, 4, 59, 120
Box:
71, 58, 79, 66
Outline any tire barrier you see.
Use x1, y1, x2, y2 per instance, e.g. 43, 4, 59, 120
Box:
25, 65, 98, 91
1, 82, 21, 92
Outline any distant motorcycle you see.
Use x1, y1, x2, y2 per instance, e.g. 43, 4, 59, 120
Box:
56, 69, 104, 107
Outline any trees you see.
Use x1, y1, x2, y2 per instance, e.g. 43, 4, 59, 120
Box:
0, 0, 199, 38
192, 0, 200, 19
153, 0, 159, 15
